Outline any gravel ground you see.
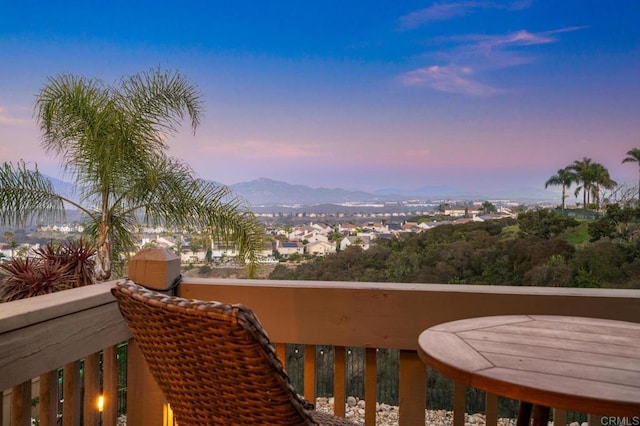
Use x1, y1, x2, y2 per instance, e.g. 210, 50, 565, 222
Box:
315, 397, 520, 426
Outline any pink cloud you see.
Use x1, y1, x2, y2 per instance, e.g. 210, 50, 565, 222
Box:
399, 1, 532, 29
399, 65, 502, 96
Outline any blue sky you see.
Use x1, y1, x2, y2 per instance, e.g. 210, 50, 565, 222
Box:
1, 1, 639, 198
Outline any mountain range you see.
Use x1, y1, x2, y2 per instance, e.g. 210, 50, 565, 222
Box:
49, 176, 556, 206
227, 178, 555, 205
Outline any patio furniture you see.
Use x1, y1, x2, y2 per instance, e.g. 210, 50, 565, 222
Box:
417, 315, 640, 426
112, 280, 354, 425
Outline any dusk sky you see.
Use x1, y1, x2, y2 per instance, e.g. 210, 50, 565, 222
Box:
1, 1, 639, 198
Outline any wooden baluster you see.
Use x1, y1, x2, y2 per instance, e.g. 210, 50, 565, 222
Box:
485, 392, 498, 426
364, 348, 376, 426
39, 371, 58, 426
516, 402, 533, 426
533, 405, 550, 426
102, 345, 119, 426
303, 345, 316, 404
275, 343, 287, 368
62, 361, 81, 426
553, 409, 567, 426
453, 381, 466, 426
83, 353, 100, 426
588, 414, 604, 426
11, 381, 31, 426
333, 346, 346, 417
126, 339, 165, 426
398, 350, 426, 426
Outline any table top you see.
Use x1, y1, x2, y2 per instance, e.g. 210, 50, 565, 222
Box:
417, 315, 640, 416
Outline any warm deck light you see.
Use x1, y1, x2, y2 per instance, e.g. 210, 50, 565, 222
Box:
97, 395, 105, 412
163, 403, 175, 426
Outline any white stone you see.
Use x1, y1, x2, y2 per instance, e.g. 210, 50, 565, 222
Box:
347, 396, 357, 407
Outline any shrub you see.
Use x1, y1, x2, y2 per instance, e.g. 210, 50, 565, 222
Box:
518, 209, 579, 239
0, 239, 96, 302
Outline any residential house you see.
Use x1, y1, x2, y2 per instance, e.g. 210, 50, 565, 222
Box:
180, 249, 206, 264
340, 235, 371, 251
276, 241, 304, 257
444, 206, 480, 218
338, 223, 358, 236
259, 242, 277, 262
305, 241, 336, 256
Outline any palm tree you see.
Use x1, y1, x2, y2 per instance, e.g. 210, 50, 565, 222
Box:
622, 148, 640, 203
0, 69, 262, 280
590, 163, 617, 210
569, 157, 596, 208
545, 167, 576, 211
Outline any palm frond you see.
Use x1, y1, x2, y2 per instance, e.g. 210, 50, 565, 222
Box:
0, 161, 67, 226
119, 68, 204, 136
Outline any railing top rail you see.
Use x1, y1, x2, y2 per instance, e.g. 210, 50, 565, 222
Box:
0, 280, 131, 390
0, 280, 120, 334
183, 277, 640, 298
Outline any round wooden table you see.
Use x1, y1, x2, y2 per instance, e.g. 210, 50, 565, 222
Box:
417, 315, 640, 425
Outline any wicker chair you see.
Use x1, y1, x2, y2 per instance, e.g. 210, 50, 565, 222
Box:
112, 280, 355, 425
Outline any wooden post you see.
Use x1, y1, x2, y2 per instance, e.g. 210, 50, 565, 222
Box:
83, 353, 100, 426
553, 409, 567, 426
333, 346, 346, 417
453, 381, 466, 426
102, 345, 119, 426
364, 348, 376, 426
39, 371, 58, 426
62, 361, 81, 426
303, 345, 316, 403
275, 343, 287, 367
126, 339, 166, 425
398, 350, 426, 426
127, 247, 180, 291
125, 248, 181, 425
10, 381, 30, 426
588, 414, 604, 426
485, 392, 498, 426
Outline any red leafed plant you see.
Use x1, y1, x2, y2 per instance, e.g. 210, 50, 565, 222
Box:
0, 238, 96, 302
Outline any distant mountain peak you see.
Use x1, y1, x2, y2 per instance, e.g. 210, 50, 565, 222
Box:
229, 178, 378, 205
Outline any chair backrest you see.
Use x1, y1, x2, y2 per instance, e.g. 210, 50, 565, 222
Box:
112, 280, 315, 425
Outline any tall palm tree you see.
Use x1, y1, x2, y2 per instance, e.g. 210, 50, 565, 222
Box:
545, 167, 576, 211
622, 148, 640, 203
590, 163, 617, 210
0, 69, 262, 280
569, 157, 595, 208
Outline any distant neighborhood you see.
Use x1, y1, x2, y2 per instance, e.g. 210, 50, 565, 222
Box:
0, 203, 516, 265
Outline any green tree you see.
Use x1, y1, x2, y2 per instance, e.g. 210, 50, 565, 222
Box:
545, 167, 576, 211
569, 158, 615, 209
590, 163, 617, 210
517, 209, 579, 239
479, 201, 497, 215
3, 232, 17, 258
0, 69, 262, 280
569, 157, 595, 207
622, 148, 640, 203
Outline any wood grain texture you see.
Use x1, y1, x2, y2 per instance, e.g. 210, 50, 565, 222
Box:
418, 315, 640, 416
334, 346, 346, 418
179, 280, 640, 350
398, 350, 426, 426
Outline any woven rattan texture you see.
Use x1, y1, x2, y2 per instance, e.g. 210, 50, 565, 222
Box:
112, 280, 354, 426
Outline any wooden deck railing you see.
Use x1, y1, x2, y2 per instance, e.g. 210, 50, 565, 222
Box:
0, 280, 131, 426
1, 248, 639, 425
